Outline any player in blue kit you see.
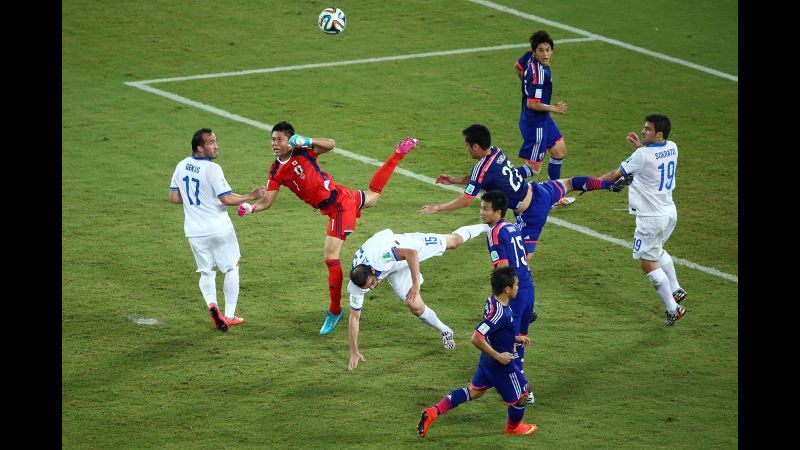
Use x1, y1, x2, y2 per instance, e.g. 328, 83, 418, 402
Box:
419, 124, 619, 261
417, 266, 538, 438
479, 190, 536, 403
516, 30, 569, 185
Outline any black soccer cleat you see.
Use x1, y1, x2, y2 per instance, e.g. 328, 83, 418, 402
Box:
609, 174, 634, 192
208, 304, 228, 332
673, 288, 688, 304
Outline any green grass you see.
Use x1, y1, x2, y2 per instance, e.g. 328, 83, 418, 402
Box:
63, 0, 738, 448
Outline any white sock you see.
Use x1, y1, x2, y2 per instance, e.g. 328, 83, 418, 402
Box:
647, 268, 678, 313
199, 271, 217, 308
418, 305, 452, 334
453, 224, 490, 242
223, 267, 240, 318
658, 251, 681, 293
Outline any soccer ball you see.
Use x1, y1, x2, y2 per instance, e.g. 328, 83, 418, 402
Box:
318, 7, 346, 35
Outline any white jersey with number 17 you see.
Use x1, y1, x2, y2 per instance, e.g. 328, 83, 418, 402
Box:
170, 155, 234, 237
619, 140, 678, 217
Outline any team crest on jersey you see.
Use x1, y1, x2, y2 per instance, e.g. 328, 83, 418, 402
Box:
293, 165, 305, 179
465, 185, 475, 195
490, 250, 500, 262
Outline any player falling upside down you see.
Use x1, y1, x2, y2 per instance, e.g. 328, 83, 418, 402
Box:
238, 121, 418, 335
418, 266, 538, 438
346, 223, 489, 371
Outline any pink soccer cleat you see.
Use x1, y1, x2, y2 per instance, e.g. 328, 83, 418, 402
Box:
223, 315, 245, 326
395, 137, 419, 154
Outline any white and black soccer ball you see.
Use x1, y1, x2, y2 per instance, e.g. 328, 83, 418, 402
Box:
318, 7, 346, 35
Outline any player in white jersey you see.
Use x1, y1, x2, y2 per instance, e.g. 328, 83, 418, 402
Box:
345, 223, 490, 371
600, 114, 687, 326
169, 128, 266, 332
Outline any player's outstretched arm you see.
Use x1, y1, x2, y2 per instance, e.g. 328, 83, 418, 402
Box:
238, 189, 279, 216
348, 308, 365, 371
219, 185, 267, 206
418, 195, 473, 214
435, 174, 470, 185
598, 167, 623, 183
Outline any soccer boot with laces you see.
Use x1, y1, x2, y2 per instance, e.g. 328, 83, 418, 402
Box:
664, 304, 686, 326
673, 288, 688, 304
223, 315, 245, 326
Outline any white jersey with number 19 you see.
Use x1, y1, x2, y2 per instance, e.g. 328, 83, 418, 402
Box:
170, 155, 234, 237
619, 140, 678, 217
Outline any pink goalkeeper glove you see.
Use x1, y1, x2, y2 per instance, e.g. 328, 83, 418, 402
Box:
238, 202, 256, 217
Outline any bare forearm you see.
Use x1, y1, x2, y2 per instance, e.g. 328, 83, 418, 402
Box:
471, 333, 500, 360
312, 138, 336, 153
599, 168, 623, 182
348, 311, 361, 354
437, 195, 473, 212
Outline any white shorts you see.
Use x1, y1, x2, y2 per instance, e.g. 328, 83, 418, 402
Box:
632, 212, 677, 261
188, 228, 241, 273
386, 233, 447, 301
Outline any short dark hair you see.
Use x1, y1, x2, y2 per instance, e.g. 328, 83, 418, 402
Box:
191, 128, 213, 153
645, 114, 671, 139
462, 124, 491, 149
530, 30, 554, 51
272, 121, 295, 136
350, 264, 373, 288
491, 266, 517, 295
481, 190, 508, 218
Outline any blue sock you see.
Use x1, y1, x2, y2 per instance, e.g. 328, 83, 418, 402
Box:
507, 404, 526, 427
517, 164, 533, 179
570, 176, 611, 192
547, 157, 563, 180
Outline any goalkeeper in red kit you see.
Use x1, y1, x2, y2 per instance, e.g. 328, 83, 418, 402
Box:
238, 121, 418, 335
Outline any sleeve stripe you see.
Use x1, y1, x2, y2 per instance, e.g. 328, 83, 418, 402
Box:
619, 165, 628, 176
216, 190, 232, 198
169, 187, 179, 191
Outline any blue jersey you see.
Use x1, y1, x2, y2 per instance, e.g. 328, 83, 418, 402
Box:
463, 146, 528, 209
487, 219, 533, 288
516, 50, 532, 100
475, 295, 517, 370
520, 54, 552, 125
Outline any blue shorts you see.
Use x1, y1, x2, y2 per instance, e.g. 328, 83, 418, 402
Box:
518, 116, 563, 163
470, 362, 530, 405
512, 282, 535, 337
514, 180, 565, 254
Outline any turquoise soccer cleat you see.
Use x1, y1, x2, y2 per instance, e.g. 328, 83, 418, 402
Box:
319, 310, 345, 335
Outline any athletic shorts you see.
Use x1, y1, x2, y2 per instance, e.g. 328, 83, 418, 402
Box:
518, 116, 563, 163
319, 186, 366, 239
385, 233, 448, 301
514, 180, 565, 254
188, 228, 240, 273
470, 361, 530, 405
633, 210, 677, 261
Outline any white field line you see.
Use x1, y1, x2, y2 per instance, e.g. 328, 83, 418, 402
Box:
468, 0, 738, 82
130, 38, 596, 85
125, 81, 738, 283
